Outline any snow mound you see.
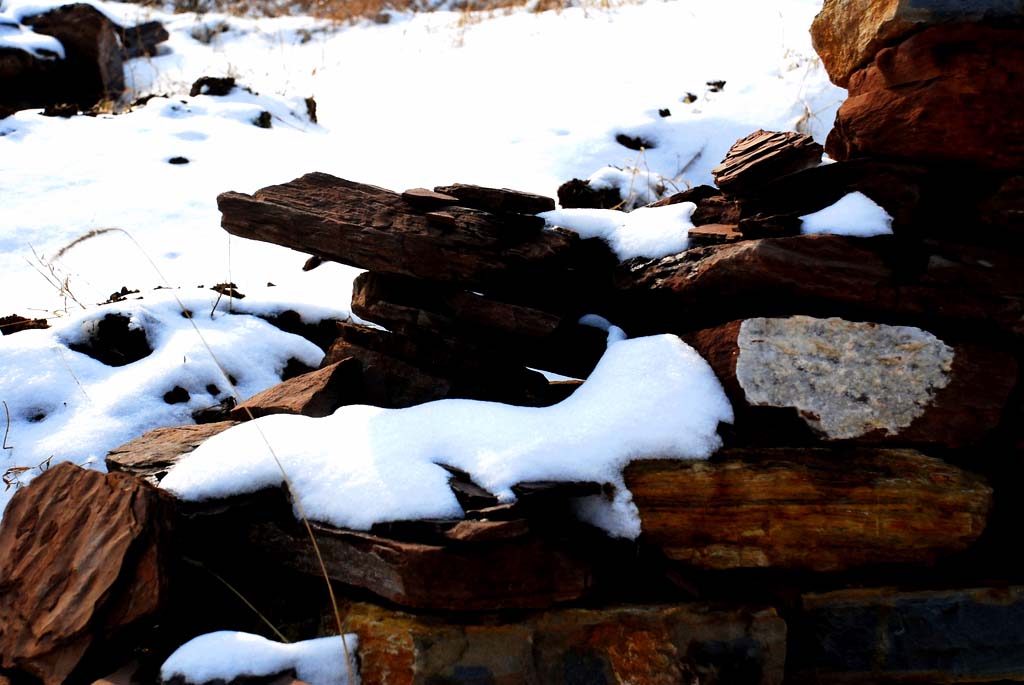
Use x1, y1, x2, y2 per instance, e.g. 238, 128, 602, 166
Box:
161, 333, 733, 538
161, 632, 358, 685
540, 202, 696, 260
800, 191, 894, 237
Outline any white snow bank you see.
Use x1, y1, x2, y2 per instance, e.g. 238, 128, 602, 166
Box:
161, 632, 358, 685
0, 19, 64, 58
587, 165, 676, 210
540, 202, 696, 261
800, 191, 893, 237
161, 334, 733, 539
0, 288, 346, 517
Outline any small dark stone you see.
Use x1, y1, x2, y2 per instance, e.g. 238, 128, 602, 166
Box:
304, 96, 317, 123
252, 111, 272, 128
706, 80, 726, 92
189, 75, 235, 97
302, 255, 323, 271
41, 103, 78, 118
1, 314, 49, 335
556, 178, 622, 210
68, 313, 152, 366
374, 11, 391, 23
658, 108, 671, 117
210, 282, 245, 299
206, 384, 220, 395
168, 156, 189, 165
682, 92, 698, 104
615, 133, 656, 151
163, 386, 190, 404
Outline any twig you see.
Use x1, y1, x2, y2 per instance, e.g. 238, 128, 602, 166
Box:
2, 401, 12, 450
182, 557, 290, 643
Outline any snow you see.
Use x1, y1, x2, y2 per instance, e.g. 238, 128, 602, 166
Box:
160, 632, 358, 685
800, 191, 894, 237
0, 18, 64, 58
0, 284, 352, 515
541, 202, 696, 260
161, 333, 733, 538
0, 0, 843, 316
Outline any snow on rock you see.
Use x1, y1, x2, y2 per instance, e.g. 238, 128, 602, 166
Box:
800, 191, 894, 237
586, 165, 674, 209
0, 18, 65, 58
161, 334, 733, 538
540, 202, 696, 261
0, 288, 343, 517
160, 632, 358, 685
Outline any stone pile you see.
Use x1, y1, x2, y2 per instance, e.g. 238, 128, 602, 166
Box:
2, 1, 1024, 684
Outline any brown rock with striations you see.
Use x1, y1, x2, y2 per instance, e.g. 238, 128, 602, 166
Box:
686, 316, 1017, 447
230, 357, 363, 421
711, 130, 823, 197
106, 420, 237, 483
0, 463, 175, 685
826, 24, 1024, 172
612, 234, 1024, 341
433, 183, 556, 215
624, 448, 992, 572
346, 600, 787, 685
810, 0, 1024, 88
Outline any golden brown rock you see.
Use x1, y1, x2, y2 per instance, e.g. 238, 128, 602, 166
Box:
230, 357, 363, 420
624, 448, 991, 572
105, 421, 237, 483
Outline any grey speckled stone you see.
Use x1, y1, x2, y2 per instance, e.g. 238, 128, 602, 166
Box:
736, 316, 953, 440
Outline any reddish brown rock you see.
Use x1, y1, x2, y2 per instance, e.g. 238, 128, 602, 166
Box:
624, 448, 992, 572
22, 4, 124, 107
434, 183, 555, 215
687, 223, 743, 246
105, 421, 237, 483
810, 0, 1024, 88
711, 130, 823, 197
0, 313, 49, 335
0, 463, 175, 684
791, 586, 1024, 682
230, 358, 363, 421
556, 178, 623, 209
612, 235, 1024, 341
346, 600, 786, 685
686, 316, 1017, 447
827, 25, 1024, 172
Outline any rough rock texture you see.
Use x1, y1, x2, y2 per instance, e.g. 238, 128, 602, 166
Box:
230, 358, 363, 420
826, 25, 1024, 171
0, 463, 176, 685
346, 601, 787, 685
105, 421, 238, 483
0, 313, 49, 335
22, 4, 125, 107
432, 183, 556, 215
810, 0, 1024, 87
791, 586, 1024, 682
612, 235, 1024, 341
687, 317, 1016, 447
711, 130, 823, 197
624, 449, 992, 572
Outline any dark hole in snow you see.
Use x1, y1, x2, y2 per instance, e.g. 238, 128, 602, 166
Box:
206, 384, 220, 396
228, 374, 238, 386
615, 133, 656, 151
281, 357, 315, 381
68, 313, 152, 366
28, 412, 47, 423
163, 386, 190, 404
168, 156, 190, 165
252, 111, 272, 129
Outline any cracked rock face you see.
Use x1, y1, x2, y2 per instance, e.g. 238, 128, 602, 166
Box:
736, 316, 954, 439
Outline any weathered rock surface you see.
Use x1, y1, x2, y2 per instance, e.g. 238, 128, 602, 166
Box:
711, 130, 823, 197
686, 316, 1016, 446
217, 173, 596, 292
612, 235, 1024, 340
0, 463, 175, 684
347, 601, 787, 685
556, 178, 623, 209
791, 586, 1024, 682
105, 421, 237, 483
624, 448, 992, 572
811, 0, 1024, 88
433, 183, 556, 215
118, 20, 168, 59
0, 313, 49, 335
230, 358, 363, 421
827, 25, 1024, 172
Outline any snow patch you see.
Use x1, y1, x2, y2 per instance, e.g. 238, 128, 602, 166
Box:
800, 191, 893, 237
161, 334, 734, 538
540, 202, 696, 260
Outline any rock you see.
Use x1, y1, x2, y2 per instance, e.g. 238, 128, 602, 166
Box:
0, 313, 49, 335
612, 235, 1024, 341
22, 4, 124, 107
979, 175, 1024, 231
230, 358, 363, 420
711, 130, 823, 197
0, 463, 175, 684
346, 600, 787, 685
790, 586, 1024, 682
811, 0, 1024, 88
432, 183, 556, 215
686, 316, 1017, 447
106, 421, 238, 483
624, 448, 992, 572
189, 75, 235, 97
648, 184, 722, 208
119, 21, 168, 59
217, 173, 585, 292
687, 223, 743, 246
399, 187, 459, 209
826, 25, 1024, 172
614, 132, 656, 150
556, 178, 623, 209
0, 46, 61, 112
350, 271, 608, 379
736, 213, 801, 239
